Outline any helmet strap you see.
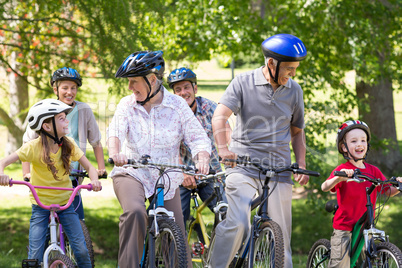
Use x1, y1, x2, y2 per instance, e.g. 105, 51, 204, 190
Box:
267, 61, 281, 84
343, 142, 368, 162
137, 76, 161, 106
189, 99, 196, 112
41, 118, 63, 146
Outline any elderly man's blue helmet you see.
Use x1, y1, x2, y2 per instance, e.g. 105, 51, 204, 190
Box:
167, 67, 197, 89
261, 34, 307, 83
115, 51, 165, 105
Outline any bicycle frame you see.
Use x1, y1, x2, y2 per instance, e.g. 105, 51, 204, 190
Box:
186, 171, 227, 263
136, 159, 184, 268
8, 180, 95, 268
225, 158, 319, 268
350, 183, 387, 267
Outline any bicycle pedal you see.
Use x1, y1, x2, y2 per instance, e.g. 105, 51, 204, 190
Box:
22, 259, 41, 268
192, 242, 205, 255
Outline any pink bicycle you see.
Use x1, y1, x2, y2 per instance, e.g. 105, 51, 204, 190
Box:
7, 179, 98, 268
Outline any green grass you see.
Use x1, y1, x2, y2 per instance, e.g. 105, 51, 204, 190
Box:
2, 189, 401, 267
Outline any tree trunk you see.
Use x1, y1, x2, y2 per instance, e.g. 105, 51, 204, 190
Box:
6, 51, 28, 155
356, 77, 401, 175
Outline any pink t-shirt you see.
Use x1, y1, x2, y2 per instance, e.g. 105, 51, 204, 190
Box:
327, 161, 386, 231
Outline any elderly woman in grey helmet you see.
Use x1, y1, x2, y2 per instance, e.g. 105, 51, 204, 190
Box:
107, 50, 211, 267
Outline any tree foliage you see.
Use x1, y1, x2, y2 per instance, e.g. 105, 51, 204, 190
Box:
1, 0, 401, 209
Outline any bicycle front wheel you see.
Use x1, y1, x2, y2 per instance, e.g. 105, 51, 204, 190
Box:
306, 239, 331, 268
64, 220, 95, 267
247, 220, 284, 268
148, 218, 188, 268
49, 253, 75, 268
367, 242, 402, 267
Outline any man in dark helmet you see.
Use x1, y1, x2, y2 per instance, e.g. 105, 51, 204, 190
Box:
108, 51, 211, 267
209, 34, 309, 267
168, 67, 230, 228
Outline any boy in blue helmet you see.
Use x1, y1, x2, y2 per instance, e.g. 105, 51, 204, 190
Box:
168, 67, 230, 228
209, 34, 309, 268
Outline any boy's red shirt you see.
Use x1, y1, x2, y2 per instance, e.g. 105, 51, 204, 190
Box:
327, 161, 386, 231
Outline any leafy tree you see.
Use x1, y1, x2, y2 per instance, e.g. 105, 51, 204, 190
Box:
0, 0, 140, 154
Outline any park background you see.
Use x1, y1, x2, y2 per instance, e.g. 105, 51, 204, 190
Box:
0, 1, 401, 267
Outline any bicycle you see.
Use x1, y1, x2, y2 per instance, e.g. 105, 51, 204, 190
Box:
306, 169, 402, 268
109, 155, 193, 268
5, 179, 99, 268
181, 169, 227, 267
211, 156, 320, 268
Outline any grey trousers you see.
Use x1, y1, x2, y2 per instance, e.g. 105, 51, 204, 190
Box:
329, 229, 351, 268
113, 173, 192, 268
208, 172, 293, 268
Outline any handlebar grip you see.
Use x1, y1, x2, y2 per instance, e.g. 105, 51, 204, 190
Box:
334, 171, 348, 177
208, 169, 217, 175
302, 170, 320, 177
108, 158, 135, 165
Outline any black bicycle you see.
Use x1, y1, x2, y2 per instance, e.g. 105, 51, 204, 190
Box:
214, 156, 320, 268
306, 169, 402, 268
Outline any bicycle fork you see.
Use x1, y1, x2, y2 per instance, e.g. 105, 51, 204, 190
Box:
43, 211, 64, 268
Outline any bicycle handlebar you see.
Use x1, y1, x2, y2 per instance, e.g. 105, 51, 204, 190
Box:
70, 170, 108, 179
108, 156, 198, 172
334, 170, 402, 190
8, 179, 98, 211
221, 156, 320, 177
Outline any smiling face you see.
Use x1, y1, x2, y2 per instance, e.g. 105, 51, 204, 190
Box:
267, 59, 300, 86
342, 128, 368, 160
172, 80, 197, 107
43, 112, 70, 137
128, 75, 156, 102
53, 80, 78, 106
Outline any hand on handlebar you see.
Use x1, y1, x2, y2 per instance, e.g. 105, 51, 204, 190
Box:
0, 174, 10, 186
182, 174, 197, 189
109, 153, 128, 167
294, 173, 309, 186
218, 148, 237, 168
194, 151, 210, 175
91, 179, 102, 192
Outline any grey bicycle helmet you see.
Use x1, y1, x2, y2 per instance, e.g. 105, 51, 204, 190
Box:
115, 51, 165, 78
115, 51, 165, 106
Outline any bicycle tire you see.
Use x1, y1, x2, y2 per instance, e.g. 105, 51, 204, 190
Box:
64, 220, 95, 267
366, 241, 402, 267
146, 217, 188, 268
49, 253, 75, 268
246, 220, 284, 268
306, 239, 331, 268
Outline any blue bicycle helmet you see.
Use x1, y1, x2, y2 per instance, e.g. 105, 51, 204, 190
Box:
51, 67, 82, 87
261, 34, 307, 83
115, 51, 165, 106
115, 51, 165, 78
167, 67, 197, 89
